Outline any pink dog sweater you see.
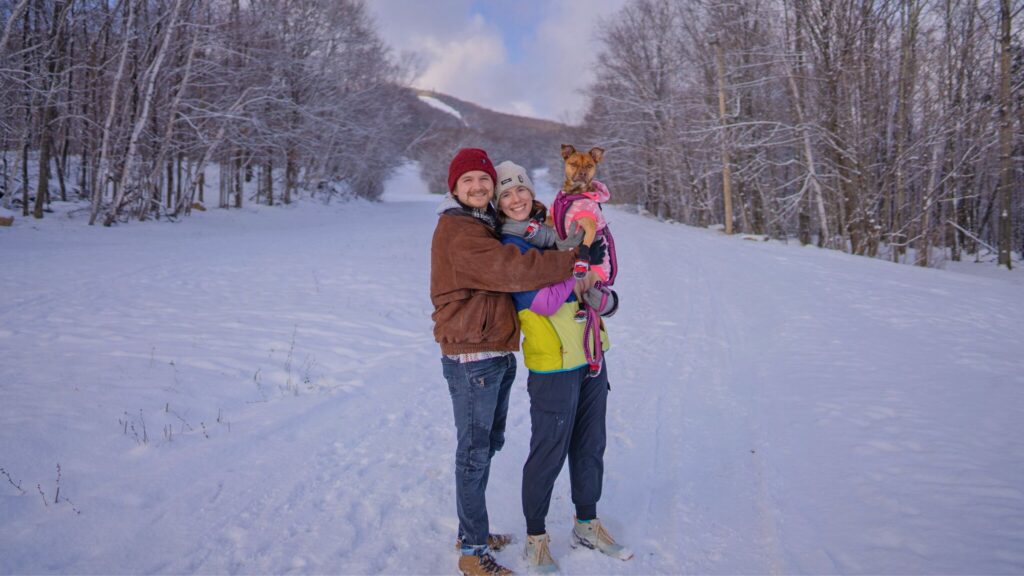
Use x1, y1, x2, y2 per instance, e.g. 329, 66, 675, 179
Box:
561, 179, 612, 281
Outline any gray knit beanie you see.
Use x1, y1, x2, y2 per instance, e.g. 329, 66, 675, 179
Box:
494, 161, 535, 197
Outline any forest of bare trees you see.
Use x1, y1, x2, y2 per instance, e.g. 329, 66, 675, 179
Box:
583, 0, 1022, 268
3, 0, 1020, 269
0, 0, 414, 226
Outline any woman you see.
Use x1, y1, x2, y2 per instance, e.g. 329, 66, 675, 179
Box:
430, 148, 585, 576
493, 160, 631, 574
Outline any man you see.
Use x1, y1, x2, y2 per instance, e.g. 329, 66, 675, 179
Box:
430, 148, 602, 576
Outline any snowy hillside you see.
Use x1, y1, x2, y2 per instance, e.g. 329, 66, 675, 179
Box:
1, 171, 1022, 574
417, 94, 467, 125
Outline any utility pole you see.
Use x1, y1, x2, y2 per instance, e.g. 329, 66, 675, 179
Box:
712, 35, 734, 235
996, 0, 1013, 269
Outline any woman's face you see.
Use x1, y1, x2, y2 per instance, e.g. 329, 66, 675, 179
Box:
453, 171, 494, 210
497, 185, 534, 222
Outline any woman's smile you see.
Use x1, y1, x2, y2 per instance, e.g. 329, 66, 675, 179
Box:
498, 185, 534, 221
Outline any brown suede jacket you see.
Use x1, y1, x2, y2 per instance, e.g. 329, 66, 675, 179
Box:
431, 211, 576, 355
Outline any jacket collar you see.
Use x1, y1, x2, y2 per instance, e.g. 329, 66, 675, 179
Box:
437, 193, 498, 229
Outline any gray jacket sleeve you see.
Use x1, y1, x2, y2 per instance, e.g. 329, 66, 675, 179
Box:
501, 219, 558, 248
528, 224, 559, 248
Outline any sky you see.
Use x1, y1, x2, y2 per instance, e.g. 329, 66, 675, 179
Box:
366, 0, 629, 124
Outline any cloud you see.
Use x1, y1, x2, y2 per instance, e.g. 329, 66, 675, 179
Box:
522, 0, 629, 123
367, 0, 629, 123
413, 15, 507, 103
507, 100, 539, 117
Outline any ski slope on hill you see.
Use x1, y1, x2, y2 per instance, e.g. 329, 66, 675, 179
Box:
1, 169, 1023, 574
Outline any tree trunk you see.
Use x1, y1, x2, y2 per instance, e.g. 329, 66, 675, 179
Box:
35, 0, 71, 219
34, 131, 50, 219
1, 138, 8, 207
265, 159, 274, 206
79, 139, 89, 200
917, 139, 945, 267
166, 160, 174, 211
285, 151, 296, 205
21, 140, 28, 217
56, 131, 68, 201
218, 162, 227, 208
784, 34, 831, 246
233, 156, 242, 208
144, 26, 197, 219
104, 0, 184, 226
89, 0, 135, 225
176, 153, 182, 209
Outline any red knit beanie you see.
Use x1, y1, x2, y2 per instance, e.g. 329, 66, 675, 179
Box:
447, 148, 497, 192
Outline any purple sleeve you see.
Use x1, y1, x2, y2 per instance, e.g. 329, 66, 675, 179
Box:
530, 277, 575, 316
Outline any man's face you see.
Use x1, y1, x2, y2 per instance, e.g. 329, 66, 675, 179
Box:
453, 171, 494, 210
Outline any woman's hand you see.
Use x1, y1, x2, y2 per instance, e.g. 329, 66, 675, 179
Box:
583, 287, 618, 317
555, 222, 584, 250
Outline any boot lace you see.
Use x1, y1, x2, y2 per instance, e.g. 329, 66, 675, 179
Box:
488, 533, 512, 550
479, 553, 510, 576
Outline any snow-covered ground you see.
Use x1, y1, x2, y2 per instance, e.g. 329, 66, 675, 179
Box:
1, 167, 1023, 574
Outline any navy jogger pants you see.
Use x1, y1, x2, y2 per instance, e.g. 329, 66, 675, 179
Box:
522, 362, 609, 535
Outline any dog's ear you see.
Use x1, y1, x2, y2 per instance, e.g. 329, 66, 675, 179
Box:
561, 144, 577, 160
588, 147, 605, 164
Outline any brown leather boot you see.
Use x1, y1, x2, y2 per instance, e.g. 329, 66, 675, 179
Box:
458, 552, 514, 576
455, 533, 514, 552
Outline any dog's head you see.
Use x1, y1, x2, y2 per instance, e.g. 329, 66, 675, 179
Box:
561, 144, 604, 193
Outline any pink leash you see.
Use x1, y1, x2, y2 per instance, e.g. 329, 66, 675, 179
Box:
553, 191, 618, 376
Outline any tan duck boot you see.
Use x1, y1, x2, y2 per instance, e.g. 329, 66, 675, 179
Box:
523, 533, 558, 574
458, 552, 514, 576
570, 517, 634, 560
456, 533, 514, 552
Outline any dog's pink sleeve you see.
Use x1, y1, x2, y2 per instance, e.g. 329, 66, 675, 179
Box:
564, 198, 607, 230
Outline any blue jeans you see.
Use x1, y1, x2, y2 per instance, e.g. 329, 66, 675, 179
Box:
442, 354, 516, 549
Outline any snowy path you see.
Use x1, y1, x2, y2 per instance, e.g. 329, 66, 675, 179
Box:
2, 195, 1023, 574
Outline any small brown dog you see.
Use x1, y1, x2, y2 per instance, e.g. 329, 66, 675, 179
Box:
556, 144, 617, 375
562, 144, 605, 195
558, 144, 609, 277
